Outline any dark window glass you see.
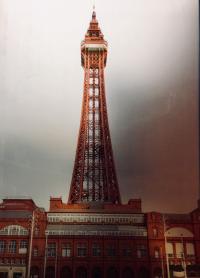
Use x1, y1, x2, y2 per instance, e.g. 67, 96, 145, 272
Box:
137, 245, 147, 258
92, 243, 101, 256
0, 241, 6, 253
77, 243, 87, 257
47, 243, 56, 257
107, 245, 116, 257
8, 241, 17, 254
122, 247, 132, 257
20, 240, 28, 249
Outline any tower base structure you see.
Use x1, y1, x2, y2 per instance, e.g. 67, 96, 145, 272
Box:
49, 197, 142, 212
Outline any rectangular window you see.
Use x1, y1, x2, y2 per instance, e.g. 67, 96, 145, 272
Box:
166, 242, 174, 257
186, 243, 195, 257
34, 228, 39, 236
153, 228, 158, 237
137, 245, 147, 258
92, 243, 101, 256
107, 245, 116, 257
95, 88, 99, 96
0, 241, 6, 253
175, 243, 183, 258
154, 249, 160, 258
8, 241, 17, 254
47, 243, 56, 257
62, 243, 71, 257
20, 240, 28, 249
77, 243, 87, 257
33, 247, 38, 257
122, 247, 132, 257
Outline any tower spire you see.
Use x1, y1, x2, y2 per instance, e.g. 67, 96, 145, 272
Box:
68, 13, 121, 205
92, 4, 96, 20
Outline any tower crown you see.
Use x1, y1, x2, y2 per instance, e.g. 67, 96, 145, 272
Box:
81, 11, 107, 67
85, 10, 104, 41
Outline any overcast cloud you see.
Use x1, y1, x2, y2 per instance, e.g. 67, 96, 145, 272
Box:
0, 0, 198, 212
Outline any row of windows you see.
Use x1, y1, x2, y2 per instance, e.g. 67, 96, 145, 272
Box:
47, 230, 147, 237
0, 225, 28, 236
46, 242, 148, 258
0, 240, 28, 254
44, 242, 195, 259
47, 214, 144, 224
166, 242, 195, 258
0, 258, 26, 265
0, 225, 40, 236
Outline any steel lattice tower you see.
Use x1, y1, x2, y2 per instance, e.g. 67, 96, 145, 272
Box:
68, 11, 121, 204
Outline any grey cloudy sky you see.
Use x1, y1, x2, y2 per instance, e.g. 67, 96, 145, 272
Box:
0, 0, 198, 212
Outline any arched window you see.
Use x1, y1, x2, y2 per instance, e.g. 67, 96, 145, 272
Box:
76, 267, 87, 278
106, 267, 119, 278
153, 268, 162, 278
165, 227, 193, 238
138, 267, 150, 278
45, 266, 55, 278
0, 225, 28, 236
61, 266, 72, 278
122, 267, 134, 278
30, 266, 40, 278
92, 267, 102, 278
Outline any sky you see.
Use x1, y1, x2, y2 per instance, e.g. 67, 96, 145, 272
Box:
0, 0, 198, 213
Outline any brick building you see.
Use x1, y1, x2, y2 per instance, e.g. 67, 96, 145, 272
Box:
0, 198, 199, 278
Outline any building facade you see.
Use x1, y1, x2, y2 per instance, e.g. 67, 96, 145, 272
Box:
0, 198, 199, 278
0, 10, 199, 278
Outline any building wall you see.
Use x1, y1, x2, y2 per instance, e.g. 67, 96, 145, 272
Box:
0, 198, 200, 278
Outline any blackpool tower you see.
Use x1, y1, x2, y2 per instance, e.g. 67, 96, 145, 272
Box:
68, 10, 121, 204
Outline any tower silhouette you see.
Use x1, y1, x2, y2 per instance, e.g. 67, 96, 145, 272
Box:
68, 11, 121, 204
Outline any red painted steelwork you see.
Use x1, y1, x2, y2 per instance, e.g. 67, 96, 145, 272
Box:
68, 11, 121, 204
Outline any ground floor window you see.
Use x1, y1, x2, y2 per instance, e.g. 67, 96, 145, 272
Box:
92, 267, 102, 278
138, 267, 150, 278
122, 267, 134, 278
13, 273, 23, 278
45, 266, 55, 278
76, 267, 87, 278
61, 266, 72, 278
30, 266, 40, 278
106, 267, 119, 278
0, 273, 8, 278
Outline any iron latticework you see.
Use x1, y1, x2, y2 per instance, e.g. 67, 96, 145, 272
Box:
68, 11, 121, 204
